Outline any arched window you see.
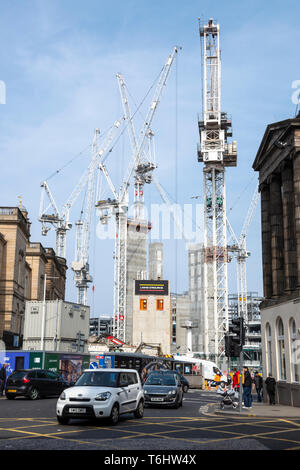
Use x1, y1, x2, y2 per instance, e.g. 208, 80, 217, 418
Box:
290, 318, 299, 383
277, 318, 286, 380
266, 323, 272, 376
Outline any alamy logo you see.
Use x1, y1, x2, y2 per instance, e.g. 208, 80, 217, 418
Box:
292, 80, 300, 105
0, 80, 6, 104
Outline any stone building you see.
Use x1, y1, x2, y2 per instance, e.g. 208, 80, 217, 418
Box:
253, 112, 300, 406
0, 205, 67, 349
132, 279, 171, 354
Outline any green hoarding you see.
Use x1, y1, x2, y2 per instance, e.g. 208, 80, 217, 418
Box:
44, 353, 60, 373
29, 352, 43, 370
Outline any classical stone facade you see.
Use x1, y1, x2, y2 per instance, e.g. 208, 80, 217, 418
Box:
253, 112, 300, 405
0, 206, 67, 348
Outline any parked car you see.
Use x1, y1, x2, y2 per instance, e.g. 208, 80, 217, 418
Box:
56, 369, 144, 426
143, 370, 183, 408
5, 369, 70, 400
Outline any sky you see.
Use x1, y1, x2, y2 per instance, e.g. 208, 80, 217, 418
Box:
0, 0, 299, 317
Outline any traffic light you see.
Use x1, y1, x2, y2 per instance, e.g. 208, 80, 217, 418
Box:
230, 317, 246, 352
225, 333, 240, 358
225, 318, 246, 357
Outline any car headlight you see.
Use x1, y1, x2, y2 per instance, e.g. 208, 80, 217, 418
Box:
144, 390, 148, 394
59, 392, 66, 400
168, 390, 176, 395
95, 392, 112, 401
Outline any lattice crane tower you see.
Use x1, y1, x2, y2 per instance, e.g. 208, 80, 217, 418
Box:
197, 19, 237, 361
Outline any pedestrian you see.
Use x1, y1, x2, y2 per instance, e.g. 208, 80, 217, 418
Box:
242, 366, 253, 409
0, 363, 8, 396
227, 372, 232, 387
254, 371, 263, 402
232, 368, 240, 391
265, 373, 276, 405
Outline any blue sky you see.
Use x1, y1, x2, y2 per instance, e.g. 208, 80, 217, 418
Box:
1, 0, 299, 316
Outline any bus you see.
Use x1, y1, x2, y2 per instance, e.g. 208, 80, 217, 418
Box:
89, 352, 175, 382
89, 351, 219, 385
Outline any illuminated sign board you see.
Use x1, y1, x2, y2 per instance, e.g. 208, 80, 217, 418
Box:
135, 280, 169, 296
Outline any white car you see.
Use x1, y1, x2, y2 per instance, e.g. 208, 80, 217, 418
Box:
56, 368, 144, 425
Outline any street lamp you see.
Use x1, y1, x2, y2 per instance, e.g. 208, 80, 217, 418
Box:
40, 274, 60, 351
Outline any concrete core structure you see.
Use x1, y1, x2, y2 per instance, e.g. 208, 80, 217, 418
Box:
188, 243, 204, 354
132, 280, 171, 354
253, 112, 300, 406
125, 218, 150, 344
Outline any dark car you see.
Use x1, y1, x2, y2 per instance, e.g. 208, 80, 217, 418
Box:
143, 371, 183, 408
158, 369, 190, 393
5, 369, 70, 400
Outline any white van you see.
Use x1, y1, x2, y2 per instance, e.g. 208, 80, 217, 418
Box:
175, 355, 228, 386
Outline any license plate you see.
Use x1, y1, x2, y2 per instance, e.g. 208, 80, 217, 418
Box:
69, 408, 86, 413
151, 397, 164, 402
7, 389, 17, 393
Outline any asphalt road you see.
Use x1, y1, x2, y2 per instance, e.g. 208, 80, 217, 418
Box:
0, 390, 300, 452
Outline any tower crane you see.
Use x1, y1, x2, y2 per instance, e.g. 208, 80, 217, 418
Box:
227, 183, 259, 323
39, 119, 123, 259
197, 19, 237, 362
70, 129, 100, 305
116, 46, 179, 222
96, 47, 179, 342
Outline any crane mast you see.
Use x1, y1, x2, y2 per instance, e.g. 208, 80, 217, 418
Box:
198, 19, 237, 362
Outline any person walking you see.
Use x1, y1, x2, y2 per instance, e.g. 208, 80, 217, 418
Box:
232, 368, 240, 391
254, 371, 263, 402
0, 363, 8, 396
242, 366, 253, 409
265, 373, 276, 405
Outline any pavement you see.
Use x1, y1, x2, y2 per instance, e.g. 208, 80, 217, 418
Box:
213, 401, 300, 418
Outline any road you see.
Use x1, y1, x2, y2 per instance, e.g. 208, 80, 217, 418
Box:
0, 390, 300, 452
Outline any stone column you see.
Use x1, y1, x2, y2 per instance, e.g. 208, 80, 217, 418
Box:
281, 159, 297, 291
260, 183, 272, 299
293, 151, 300, 287
269, 174, 285, 297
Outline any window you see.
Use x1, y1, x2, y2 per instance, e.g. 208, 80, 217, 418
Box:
266, 323, 272, 376
290, 318, 299, 383
46, 371, 59, 380
119, 372, 129, 387
277, 318, 286, 380
127, 373, 138, 385
36, 371, 48, 379
156, 299, 164, 311
140, 299, 147, 311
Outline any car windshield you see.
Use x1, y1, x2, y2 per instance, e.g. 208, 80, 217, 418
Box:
145, 374, 176, 386
75, 371, 119, 388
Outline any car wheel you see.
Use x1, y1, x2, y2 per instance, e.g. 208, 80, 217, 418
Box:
134, 400, 144, 419
29, 387, 40, 400
6, 394, 15, 400
110, 404, 119, 426
183, 385, 189, 393
57, 416, 69, 425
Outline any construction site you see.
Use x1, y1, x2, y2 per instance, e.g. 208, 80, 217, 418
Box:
0, 9, 300, 410
0, 18, 264, 372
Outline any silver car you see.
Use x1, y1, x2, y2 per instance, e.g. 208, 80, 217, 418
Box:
56, 369, 144, 425
143, 371, 183, 408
